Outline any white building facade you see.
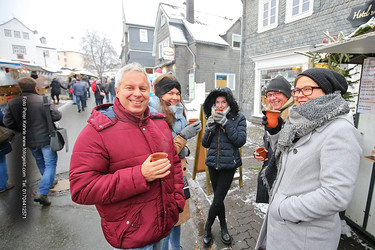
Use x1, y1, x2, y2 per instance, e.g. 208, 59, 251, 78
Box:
0, 18, 58, 68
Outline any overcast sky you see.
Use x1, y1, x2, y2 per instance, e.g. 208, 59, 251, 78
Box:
0, 0, 242, 55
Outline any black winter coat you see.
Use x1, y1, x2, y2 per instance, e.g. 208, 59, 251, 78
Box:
3, 91, 62, 148
201, 87, 247, 170
201, 112, 247, 170
255, 132, 274, 203
50, 80, 66, 95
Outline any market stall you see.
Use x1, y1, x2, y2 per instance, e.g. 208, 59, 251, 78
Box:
0, 59, 57, 103
311, 27, 375, 241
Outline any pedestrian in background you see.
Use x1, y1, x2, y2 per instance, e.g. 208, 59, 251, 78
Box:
82, 76, 91, 99
69, 78, 77, 105
72, 78, 86, 112
3, 76, 61, 206
201, 87, 247, 247
255, 68, 362, 250
149, 74, 202, 250
48, 77, 66, 104
108, 77, 116, 103
94, 79, 105, 105
254, 75, 294, 203
0, 108, 14, 193
69, 63, 185, 249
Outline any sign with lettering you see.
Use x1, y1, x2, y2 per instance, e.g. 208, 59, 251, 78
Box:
347, 1, 375, 27
357, 58, 375, 115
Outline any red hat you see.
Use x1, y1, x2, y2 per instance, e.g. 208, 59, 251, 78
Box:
155, 68, 162, 74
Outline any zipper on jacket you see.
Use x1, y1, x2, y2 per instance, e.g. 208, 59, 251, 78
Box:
216, 129, 221, 170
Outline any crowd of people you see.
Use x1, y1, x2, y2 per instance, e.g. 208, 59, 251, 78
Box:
0, 62, 363, 250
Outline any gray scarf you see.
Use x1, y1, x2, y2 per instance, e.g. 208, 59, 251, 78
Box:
264, 92, 350, 198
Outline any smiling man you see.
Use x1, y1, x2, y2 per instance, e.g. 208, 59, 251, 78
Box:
254, 75, 294, 203
69, 63, 185, 250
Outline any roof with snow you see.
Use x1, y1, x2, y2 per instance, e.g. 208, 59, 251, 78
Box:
159, 3, 237, 46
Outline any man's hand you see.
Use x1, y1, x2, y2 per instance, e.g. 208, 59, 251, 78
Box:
254, 150, 268, 162
141, 155, 171, 182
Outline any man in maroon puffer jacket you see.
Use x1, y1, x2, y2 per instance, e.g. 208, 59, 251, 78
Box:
69, 63, 185, 249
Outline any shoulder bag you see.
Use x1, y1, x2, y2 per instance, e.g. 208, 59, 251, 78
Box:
0, 125, 16, 144
43, 96, 69, 152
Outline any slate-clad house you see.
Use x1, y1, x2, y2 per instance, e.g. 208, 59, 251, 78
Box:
153, 0, 241, 101
240, 0, 372, 121
120, 6, 155, 75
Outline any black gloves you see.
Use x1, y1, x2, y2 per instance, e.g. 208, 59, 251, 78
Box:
262, 110, 284, 135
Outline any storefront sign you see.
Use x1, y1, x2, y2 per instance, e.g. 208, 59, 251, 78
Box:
347, 1, 375, 27
358, 57, 375, 114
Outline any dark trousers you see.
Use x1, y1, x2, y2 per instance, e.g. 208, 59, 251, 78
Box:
206, 167, 236, 226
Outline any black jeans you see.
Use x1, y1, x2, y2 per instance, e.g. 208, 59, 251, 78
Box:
206, 167, 236, 226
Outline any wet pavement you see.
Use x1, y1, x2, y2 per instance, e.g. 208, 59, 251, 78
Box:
0, 95, 374, 249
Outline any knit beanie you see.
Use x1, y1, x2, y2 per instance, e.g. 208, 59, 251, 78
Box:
266, 75, 292, 99
154, 78, 181, 97
298, 68, 348, 95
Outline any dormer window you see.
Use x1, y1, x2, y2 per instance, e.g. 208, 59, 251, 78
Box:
40, 37, 47, 44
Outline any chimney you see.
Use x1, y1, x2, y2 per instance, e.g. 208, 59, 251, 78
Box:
186, 0, 194, 24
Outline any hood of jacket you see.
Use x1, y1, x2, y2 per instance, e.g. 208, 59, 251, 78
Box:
88, 98, 166, 131
203, 87, 239, 118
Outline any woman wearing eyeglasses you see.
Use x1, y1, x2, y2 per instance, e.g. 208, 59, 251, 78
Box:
255, 68, 362, 250
254, 75, 294, 204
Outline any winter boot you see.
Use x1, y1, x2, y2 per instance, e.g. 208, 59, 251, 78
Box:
220, 220, 232, 245
34, 194, 51, 206
203, 218, 214, 247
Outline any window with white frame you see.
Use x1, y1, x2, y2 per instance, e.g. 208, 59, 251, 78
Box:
4, 29, 11, 37
139, 29, 148, 42
23, 32, 29, 39
215, 73, 235, 90
40, 37, 47, 44
232, 34, 241, 49
14, 31, 21, 38
158, 38, 169, 59
258, 0, 278, 33
285, 0, 314, 23
12, 45, 26, 55
161, 13, 166, 26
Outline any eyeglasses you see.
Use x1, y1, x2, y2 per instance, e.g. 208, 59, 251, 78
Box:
266, 92, 283, 98
292, 86, 322, 96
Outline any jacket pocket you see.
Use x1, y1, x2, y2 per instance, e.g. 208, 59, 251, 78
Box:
269, 191, 287, 225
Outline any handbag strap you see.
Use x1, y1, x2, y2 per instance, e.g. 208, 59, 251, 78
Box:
43, 95, 55, 133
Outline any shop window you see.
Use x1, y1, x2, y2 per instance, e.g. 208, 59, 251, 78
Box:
232, 34, 241, 49
258, 0, 279, 33
259, 67, 301, 111
4, 29, 11, 37
140, 29, 148, 42
14, 31, 21, 38
215, 73, 235, 90
285, 0, 314, 23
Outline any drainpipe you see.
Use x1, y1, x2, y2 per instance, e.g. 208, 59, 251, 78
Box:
185, 44, 196, 99
238, 1, 245, 106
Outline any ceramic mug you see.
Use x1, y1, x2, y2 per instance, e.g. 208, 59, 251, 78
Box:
266, 110, 281, 128
150, 152, 168, 162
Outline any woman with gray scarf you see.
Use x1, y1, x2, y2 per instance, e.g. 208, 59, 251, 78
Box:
256, 68, 362, 250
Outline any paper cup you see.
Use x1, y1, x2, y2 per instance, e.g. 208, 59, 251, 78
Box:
266, 110, 281, 128
150, 152, 168, 162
